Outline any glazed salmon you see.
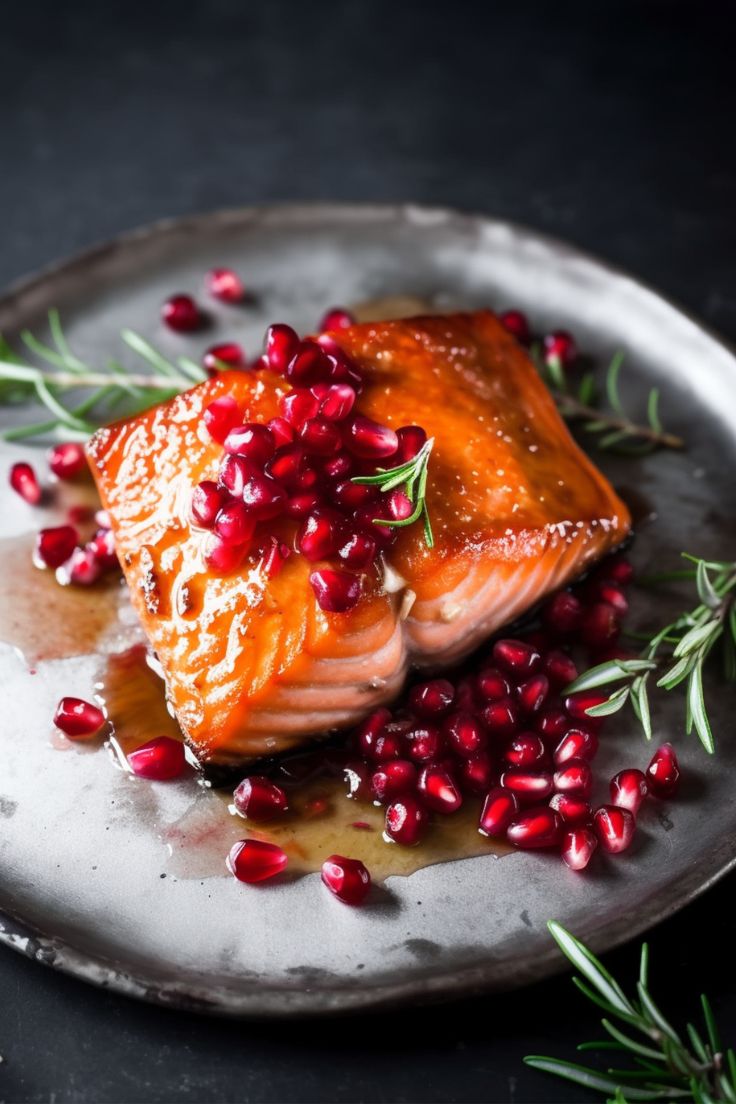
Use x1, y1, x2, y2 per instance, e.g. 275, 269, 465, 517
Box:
87, 312, 630, 766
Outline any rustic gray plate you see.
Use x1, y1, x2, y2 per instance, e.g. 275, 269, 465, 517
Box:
0, 204, 735, 1017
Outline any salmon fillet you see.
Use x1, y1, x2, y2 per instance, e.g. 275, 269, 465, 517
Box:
87, 312, 630, 766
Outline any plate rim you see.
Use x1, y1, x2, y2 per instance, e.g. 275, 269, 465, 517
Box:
1, 200, 735, 1018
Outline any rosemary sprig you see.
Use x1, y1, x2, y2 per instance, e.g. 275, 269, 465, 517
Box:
525, 922, 735, 1104
565, 554, 736, 753
534, 347, 684, 453
0, 310, 206, 441
351, 437, 435, 549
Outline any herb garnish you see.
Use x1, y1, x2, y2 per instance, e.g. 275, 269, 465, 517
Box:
351, 437, 435, 549
0, 310, 206, 441
565, 554, 736, 753
535, 347, 685, 454
525, 922, 736, 1103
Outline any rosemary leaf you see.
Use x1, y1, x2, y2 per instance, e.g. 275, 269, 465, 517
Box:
525, 925, 736, 1104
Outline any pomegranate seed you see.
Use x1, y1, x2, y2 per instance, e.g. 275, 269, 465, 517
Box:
191, 481, 228, 529
205, 537, 248, 574
268, 416, 295, 448
459, 753, 494, 795
321, 854, 370, 905
387, 489, 414, 521
507, 806, 562, 849
205, 267, 244, 304
476, 667, 511, 701
242, 473, 287, 520
543, 330, 577, 366
227, 839, 288, 883
372, 729, 406, 762
371, 759, 417, 802
352, 504, 397, 549
561, 826, 598, 871
316, 383, 356, 422
265, 444, 307, 488
67, 504, 94, 525
444, 712, 487, 758
337, 530, 377, 569
218, 454, 255, 498
564, 691, 609, 724
318, 307, 355, 332
481, 699, 520, 739
549, 792, 592, 825
646, 743, 681, 798
300, 417, 343, 456
543, 650, 579, 688
9, 462, 42, 505
603, 556, 634, 585
499, 309, 531, 344
265, 323, 299, 374
345, 415, 399, 460
592, 581, 629, 616
493, 639, 541, 678
298, 510, 345, 561
344, 761, 372, 801
35, 525, 78, 569
454, 676, 477, 713
54, 696, 105, 739
331, 479, 376, 511
214, 501, 256, 546
542, 591, 583, 636
310, 568, 361, 612
48, 442, 86, 480
610, 769, 648, 816
594, 805, 635, 854
287, 343, 332, 387
504, 732, 547, 768
322, 451, 353, 480
517, 674, 550, 715
395, 425, 427, 464
500, 768, 554, 803
56, 545, 101, 586
203, 342, 245, 374
479, 786, 520, 837
88, 528, 118, 571
409, 679, 455, 718
536, 707, 571, 742
417, 764, 463, 814
553, 727, 599, 765
581, 602, 620, 651
384, 795, 429, 845
286, 490, 321, 519
162, 293, 200, 332
127, 736, 186, 780
553, 758, 593, 798
281, 388, 321, 428
203, 396, 241, 444
224, 423, 275, 464
404, 723, 444, 763
261, 537, 291, 577
233, 776, 288, 820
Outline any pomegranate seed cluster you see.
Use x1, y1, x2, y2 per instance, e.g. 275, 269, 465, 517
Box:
220, 553, 684, 898
194, 320, 428, 613
9, 447, 121, 587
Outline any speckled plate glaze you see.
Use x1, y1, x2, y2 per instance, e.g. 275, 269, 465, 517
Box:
0, 204, 735, 1017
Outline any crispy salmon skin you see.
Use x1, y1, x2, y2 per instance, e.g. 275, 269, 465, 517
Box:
87, 312, 630, 765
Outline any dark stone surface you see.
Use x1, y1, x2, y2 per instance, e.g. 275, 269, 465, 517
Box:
0, 0, 734, 1100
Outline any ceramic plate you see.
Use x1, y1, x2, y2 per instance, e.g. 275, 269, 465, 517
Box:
0, 204, 734, 1016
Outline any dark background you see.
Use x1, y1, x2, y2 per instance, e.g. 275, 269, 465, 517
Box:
1, 1, 734, 1101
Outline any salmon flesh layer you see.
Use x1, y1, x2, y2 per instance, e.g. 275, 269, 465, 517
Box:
87, 312, 631, 765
